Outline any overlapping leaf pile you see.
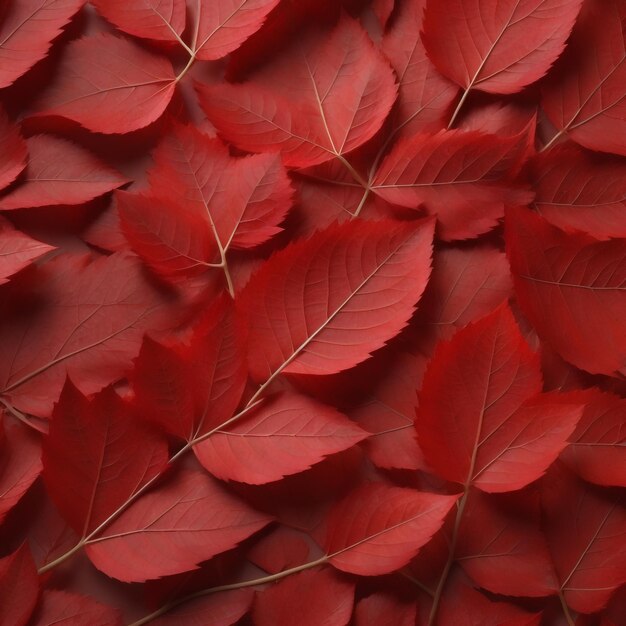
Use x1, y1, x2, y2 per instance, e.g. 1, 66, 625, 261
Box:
0, 0, 624, 625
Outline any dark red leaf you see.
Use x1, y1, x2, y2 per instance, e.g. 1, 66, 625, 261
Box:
30, 589, 122, 626
0, 545, 39, 626
0, 107, 27, 192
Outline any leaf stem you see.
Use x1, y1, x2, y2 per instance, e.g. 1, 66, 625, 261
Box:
126, 557, 329, 626
558, 590, 576, 626
428, 488, 469, 626
0, 398, 48, 434
539, 129, 565, 152
447, 88, 470, 129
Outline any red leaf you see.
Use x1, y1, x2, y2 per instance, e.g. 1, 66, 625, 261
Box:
0, 0, 84, 88
132, 296, 247, 440
413, 245, 512, 354
32, 33, 176, 134
324, 482, 457, 575
381, 0, 458, 138
247, 526, 311, 574
191, 0, 280, 61
0, 415, 42, 523
422, 0, 582, 95
437, 572, 540, 626
541, 0, 626, 156
253, 567, 355, 626
146, 123, 293, 254
92, 0, 186, 43
150, 589, 253, 626
197, 15, 397, 167
0, 545, 39, 626
350, 349, 427, 471
43, 381, 168, 537
85, 469, 272, 582
118, 191, 217, 280
0, 252, 181, 416
0, 135, 128, 210
372, 130, 533, 240
240, 218, 434, 382
354, 592, 417, 626
528, 146, 626, 239
0, 107, 27, 192
542, 464, 626, 613
506, 206, 626, 377
0, 223, 55, 285
30, 589, 122, 626
417, 305, 582, 491
560, 390, 626, 488
457, 490, 558, 597
194, 392, 367, 484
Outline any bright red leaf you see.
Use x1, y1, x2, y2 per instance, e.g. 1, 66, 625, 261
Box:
422, 0, 583, 95
528, 146, 626, 239
324, 482, 458, 575
0, 135, 128, 210
0, 221, 55, 285
32, 33, 176, 134
198, 15, 397, 167
506, 206, 626, 377
417, 305, 581, 492
541, 0, 626, 156
0, 0, 84, 88
43, 381, 168, 537
30, 589, 122, 626
372, 130, 533, 240
195, 392, 368, 484
85, 469, 272, 582
253, 567, 355, 626
240, 218, 434, 382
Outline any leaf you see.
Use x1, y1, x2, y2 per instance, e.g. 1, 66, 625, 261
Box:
191, 0, 281, 61
240, 218, 434, 382
372, 130, 533, 240
117, 191, 217, 280
0, 107, 27, 192
457, 490, 558, 597
528, 146, 626, 239
542, 464, 626, 613
32, 33, 176, 134
559, 389, 626, 488
0, 222, 55, 286
413, 245, 513, 353
131, 296, 247, 440
506, 206, 626, 377
422, 0, 583, 95
0, 0, 85, 88
0, 414, 42, 524
350, 350, 427, 471
381, 0, 458, 138
91, 0, 186, 43
30, 590, 122, 626
353, 593, 417, 626
0, 252, 182, 416
150, 589, 253, 626
438, 572, 541, 626
253, 567, 355, 626
0, 545, 39, 626
197, 15, 397, 167
324, 482, 457, 575
248, 526, 311, 574
0, 135, 128, 210
541, 0, 626, 156
194, 392, 368, 484
43, 381, 168, 537
417, 304, 582, 492
146, 123, 293, 253
84, 469, 272, 582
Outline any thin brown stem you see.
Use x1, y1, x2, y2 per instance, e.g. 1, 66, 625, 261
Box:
428, 488, 469, 626
126, 557, 329, 626
0, 398, 48, 434
540, 128, 565, 152
558, 590, 576, 626
447, 88, 470, 129
400, 569, 435, 597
